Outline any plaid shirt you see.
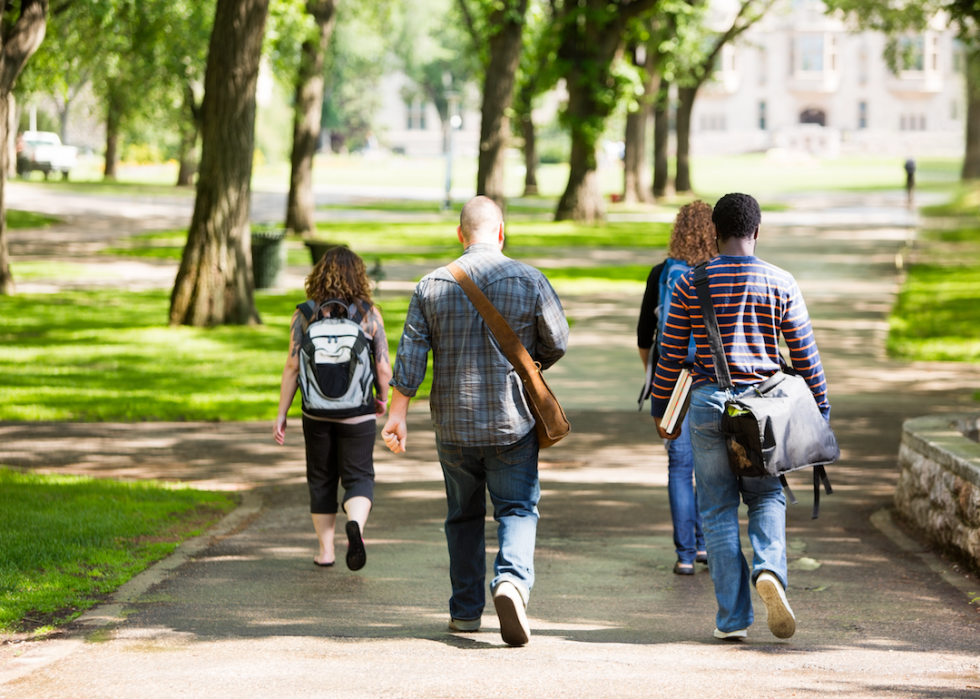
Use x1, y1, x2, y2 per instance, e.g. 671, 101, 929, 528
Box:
391, 243, 569, 446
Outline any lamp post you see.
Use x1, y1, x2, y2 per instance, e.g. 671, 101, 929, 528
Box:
444, 91, 459, 211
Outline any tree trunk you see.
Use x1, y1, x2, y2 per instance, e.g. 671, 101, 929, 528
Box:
963, 50, 980, 180
652, 77, 671, 199
674, 85, 697, 194
286, 0, 336, 236
475, 0, 529, 209
103, 93, 121, 180
0, 93, 14, 295
169, 0, 269, 327
623, 107, 651, 204
176, 85, 200, 187
556, 124, 604, 223
623, 47, 655, 204
6, 93, 16, 178
0, 0, 50, 296
521, 113, 538, 196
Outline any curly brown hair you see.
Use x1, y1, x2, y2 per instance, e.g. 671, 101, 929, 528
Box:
304, 246, 372, 305
668, 200, 716, 266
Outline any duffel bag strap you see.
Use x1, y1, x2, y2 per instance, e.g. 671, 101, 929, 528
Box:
693, 263, 733, 391
779, 475, 798, 507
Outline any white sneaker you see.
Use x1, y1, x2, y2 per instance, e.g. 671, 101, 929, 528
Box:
493, 581, 530, 646
756, 571, 796, 639
448, 617, 481, 632
713, 627, 747, 640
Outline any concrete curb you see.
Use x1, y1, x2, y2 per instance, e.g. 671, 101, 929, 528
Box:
75, 489, 264, 628
869, 507, 980, 605
0, 490, 264, 687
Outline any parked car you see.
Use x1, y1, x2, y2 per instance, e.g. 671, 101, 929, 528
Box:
16, 131, 78, 180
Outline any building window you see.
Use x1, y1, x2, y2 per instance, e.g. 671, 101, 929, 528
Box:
859, 50, 868, 85
759, 48, 767, 85
858, 101, 867, 129
898, 36, 925, 72
700, 114, 726, 131
953, 40, 964, 73
759, 101, 767, 130
900, 114, 927, 131
829, 35, 837, 71
406, 99, 427, 130
952, 100, 959, 120
799, 34, 824, 72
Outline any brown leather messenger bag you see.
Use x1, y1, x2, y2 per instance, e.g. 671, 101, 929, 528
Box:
446, 261, 570, 448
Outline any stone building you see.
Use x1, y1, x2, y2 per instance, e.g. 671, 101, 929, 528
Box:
691, 0, 965, 157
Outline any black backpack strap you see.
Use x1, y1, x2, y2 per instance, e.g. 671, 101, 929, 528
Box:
810, 464, 833, 519
297, 300, 316, 322
692, 263, 733, 390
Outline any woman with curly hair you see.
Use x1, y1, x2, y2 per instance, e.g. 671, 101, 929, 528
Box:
637, 200, 716, 576
274, 246, 392, 571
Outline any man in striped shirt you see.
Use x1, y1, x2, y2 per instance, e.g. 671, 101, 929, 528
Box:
382, 196, 569, 646
652, 193, 830, 642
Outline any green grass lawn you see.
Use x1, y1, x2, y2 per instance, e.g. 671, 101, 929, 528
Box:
0, 467, 236, 635
98, 221, 671, 268
9, 261, 118, 281
24, 153, 962, 203
888, 223, 980, 372
919, 181, 980, 217
7, 210, 59, 229
0, 290, 427, 421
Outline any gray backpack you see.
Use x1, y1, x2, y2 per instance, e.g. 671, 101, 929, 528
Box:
297, 299, 376, 419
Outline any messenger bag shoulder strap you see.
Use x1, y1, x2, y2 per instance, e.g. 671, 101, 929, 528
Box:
693, 263, 734, 390
446, 261, 540, 381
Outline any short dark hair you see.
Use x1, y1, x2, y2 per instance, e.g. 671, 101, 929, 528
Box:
712, 193, 761, 240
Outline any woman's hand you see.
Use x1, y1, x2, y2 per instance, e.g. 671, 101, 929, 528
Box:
273, 414, 288, 445
375, 397, 388, 416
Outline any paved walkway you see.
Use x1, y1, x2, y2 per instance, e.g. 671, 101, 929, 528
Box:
2, 186, 979, 698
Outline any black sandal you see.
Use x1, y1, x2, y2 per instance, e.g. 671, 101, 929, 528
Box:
346, 521, 367, 571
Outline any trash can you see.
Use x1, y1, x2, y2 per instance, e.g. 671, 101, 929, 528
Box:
251, 228, 286, 289
305, 240, 346, 266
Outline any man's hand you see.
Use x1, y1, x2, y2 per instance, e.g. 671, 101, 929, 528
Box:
655, 416, 681, 441
382, 389, 412, 454
381, 416, 407, 453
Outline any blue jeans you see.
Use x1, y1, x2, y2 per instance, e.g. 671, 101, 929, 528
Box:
689, 383, 788, 633
435, 429, 540, 622
665, 414, 705, 564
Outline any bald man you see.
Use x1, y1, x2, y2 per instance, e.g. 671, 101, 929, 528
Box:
383, 196, 569, 646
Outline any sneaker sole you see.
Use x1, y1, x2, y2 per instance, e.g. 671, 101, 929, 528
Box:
493, 589, 529, 646
448, 619, 481, 633
756, 576, 796, 639
713, 628, 747, 640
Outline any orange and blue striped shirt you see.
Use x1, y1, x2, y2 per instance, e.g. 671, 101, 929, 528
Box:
651, 255, 830, 419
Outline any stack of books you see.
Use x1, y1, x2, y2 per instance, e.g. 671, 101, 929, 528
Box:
662, 367, 693, 434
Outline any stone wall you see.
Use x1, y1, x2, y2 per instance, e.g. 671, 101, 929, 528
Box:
896, 414, 980, 569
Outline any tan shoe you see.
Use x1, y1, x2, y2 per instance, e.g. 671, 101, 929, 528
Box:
756, 571, 796, 639
493, 581, 529, 646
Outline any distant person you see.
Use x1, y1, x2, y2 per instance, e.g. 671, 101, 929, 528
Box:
904, 158, 916, 207
637, 201, 715, 575
274, 246, 392, 571
651, 193, 830, 641
381, 196, 569, 646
